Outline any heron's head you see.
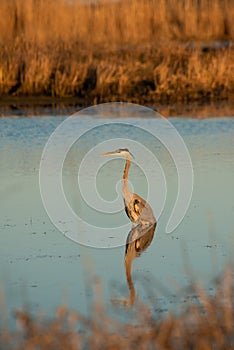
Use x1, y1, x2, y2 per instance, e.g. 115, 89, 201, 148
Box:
101, 148, 134, 158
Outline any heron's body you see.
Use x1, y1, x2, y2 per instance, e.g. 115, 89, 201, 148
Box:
101, 148, 156, 226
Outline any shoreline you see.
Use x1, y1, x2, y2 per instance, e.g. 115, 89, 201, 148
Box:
0, 96, 234, 118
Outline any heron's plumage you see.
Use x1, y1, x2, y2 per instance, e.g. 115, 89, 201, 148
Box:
101, 148, 156, 226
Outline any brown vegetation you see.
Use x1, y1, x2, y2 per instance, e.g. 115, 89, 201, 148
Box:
0, 268, 234, 349
0, 0, 234, 104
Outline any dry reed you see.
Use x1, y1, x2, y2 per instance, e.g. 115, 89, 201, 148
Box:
1, 0, 233, 47
0, 267, 234, 349
0, 0, 234, 104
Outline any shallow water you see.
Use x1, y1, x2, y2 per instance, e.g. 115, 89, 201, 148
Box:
0, 111, 234, 327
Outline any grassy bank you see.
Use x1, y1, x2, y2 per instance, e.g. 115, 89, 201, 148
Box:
1, 268, 234, 349
0, 0, 234, 104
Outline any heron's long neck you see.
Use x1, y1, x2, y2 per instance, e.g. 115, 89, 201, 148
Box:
122, 156, 131, 201
125, 252, 136, 304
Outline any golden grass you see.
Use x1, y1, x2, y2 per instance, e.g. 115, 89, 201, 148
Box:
1, 0, 233, 47
0, 0, 234, 103
1, 44, 233, 104
1, 268, 234, 349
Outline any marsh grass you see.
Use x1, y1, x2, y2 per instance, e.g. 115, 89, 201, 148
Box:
1, 0, 233, 46
0, 0, 234, 103
0, 268, 234, 349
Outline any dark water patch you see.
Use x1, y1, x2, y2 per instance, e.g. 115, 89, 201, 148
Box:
0, 99, 234, 118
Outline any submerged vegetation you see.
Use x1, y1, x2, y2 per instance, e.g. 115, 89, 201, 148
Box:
0, 0, 234, 104
0, 268, 234, 349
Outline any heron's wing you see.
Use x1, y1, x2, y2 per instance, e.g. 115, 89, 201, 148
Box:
132, 193, 156, 223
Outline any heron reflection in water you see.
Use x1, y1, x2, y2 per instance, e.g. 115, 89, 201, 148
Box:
101, 148, 157, 305
121, 222, 156, 306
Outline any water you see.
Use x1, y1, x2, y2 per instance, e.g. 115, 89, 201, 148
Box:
0, 111, 234, 327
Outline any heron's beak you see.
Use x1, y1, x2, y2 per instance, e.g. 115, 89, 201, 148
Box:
100, 151, 118, 157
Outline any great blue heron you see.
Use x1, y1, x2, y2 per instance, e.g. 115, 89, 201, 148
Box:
101, 148, 156, 226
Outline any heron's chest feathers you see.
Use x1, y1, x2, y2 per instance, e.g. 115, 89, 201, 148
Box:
124, 201, 139, 222
124, 194, 156, 225
124, 196, 145, 222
